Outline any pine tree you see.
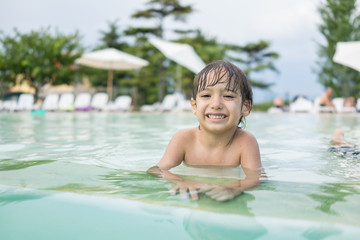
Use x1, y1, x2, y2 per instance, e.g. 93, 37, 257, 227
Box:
317, 0, 360, 97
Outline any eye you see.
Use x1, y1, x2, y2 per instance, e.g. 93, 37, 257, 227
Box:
200, 94, 210, 98
224, 94, 237, 99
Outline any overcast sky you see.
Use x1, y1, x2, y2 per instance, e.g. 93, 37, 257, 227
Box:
1, 0, 332, 102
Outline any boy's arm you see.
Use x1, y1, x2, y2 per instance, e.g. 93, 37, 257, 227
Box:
204, 168, 263, 201
148, 166, 212, 200
148, 130, 189, 174
239, 132, 262, 169
201, 132, 263, 201
147, 129, 213, 200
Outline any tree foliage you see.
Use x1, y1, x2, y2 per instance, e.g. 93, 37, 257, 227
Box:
226, 40, 279, 88
98, 19, 128, 50
128, 0, 193, 102
0, 28, 83, 100
131, 0, 193, 38
0, 0, 281, 106
175, 30, 228, 97
317, 0, 360, 97
83, 20, 131, 90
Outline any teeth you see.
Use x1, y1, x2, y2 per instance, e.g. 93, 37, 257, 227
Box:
208, 115, 225, 119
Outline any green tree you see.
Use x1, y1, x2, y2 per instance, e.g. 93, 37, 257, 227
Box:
84, 19, 130, 92
131, 0, 193, 38
175, 29, 227, 98
317, 0, 360, 97
121, 36, 166, 107
129, 0, 193, 101
0, 28, 83, 100
226, 40, 279, 88
98, 19, 128, 50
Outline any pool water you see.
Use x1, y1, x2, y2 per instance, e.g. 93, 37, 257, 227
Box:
0, 112, 359, 239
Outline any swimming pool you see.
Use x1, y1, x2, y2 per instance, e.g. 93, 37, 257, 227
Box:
0, 112, 359, 239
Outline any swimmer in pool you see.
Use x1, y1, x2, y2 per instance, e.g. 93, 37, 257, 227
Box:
329, 129, 360, 157
147, 60, 262, 201
272, 96, 284, 109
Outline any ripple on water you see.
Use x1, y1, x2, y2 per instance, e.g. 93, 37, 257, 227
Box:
0, 144, 25, 152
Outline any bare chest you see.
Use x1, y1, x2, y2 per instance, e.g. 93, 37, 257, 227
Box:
184, 144, 241, 166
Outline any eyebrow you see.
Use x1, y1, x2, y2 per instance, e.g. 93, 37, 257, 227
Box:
198, 86, 239, 93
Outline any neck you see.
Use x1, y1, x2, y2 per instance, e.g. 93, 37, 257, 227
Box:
197, 125, 239, 148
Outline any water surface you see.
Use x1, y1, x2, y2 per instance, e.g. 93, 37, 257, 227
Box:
0, 112, 359, 239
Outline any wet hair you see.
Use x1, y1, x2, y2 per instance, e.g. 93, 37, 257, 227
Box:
193, 60, 253, 126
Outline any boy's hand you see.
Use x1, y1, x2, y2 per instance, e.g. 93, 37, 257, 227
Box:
169, 181, 213, 200
169, 181, 243, 201
203, 186, 243, 201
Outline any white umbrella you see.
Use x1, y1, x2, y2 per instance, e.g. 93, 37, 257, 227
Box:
149, 37, 205, 91
149, 37, 205, 73
333, 41, 360, 72
75, 48, 149, 100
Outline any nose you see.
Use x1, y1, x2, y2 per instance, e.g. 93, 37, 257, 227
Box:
210, 95, 223, 109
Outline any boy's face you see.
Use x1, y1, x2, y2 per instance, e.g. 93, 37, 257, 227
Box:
191, 81, 250, 132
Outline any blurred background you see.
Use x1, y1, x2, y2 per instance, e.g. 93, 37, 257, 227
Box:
0, 0, 359, 110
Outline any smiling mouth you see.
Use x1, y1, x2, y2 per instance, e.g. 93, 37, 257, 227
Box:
207, 114, 226, 119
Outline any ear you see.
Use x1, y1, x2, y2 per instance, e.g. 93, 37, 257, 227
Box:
241, 100, 251, 117
191, 97, 197, 114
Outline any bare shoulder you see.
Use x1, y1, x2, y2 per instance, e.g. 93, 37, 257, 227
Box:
157, 128, 196, 170
235, 128, 258, 144
173, 128, 196, 140
235, 128, 262, 169
169, 128, 197, 147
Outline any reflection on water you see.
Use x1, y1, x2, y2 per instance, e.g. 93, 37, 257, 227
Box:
0, 188, 48, 206
302, 226, 342, 240
183, 210, 268, 240
309, 183, 359, 215
0, 159, 55, 171
0, 112, 360, 238
99, 169, 258, 216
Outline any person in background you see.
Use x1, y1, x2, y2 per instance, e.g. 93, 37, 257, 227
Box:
272, 96, 284, 109
319, 87, 336, 111
344, 97, 356, 107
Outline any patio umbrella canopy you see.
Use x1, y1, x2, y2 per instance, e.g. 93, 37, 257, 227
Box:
149, 38, 205, 92
75, 48, 149, 100
333, 41, 360, 72
149, 37, 205, 74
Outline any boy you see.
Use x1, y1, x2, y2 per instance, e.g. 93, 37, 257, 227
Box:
148, 60, 262, 201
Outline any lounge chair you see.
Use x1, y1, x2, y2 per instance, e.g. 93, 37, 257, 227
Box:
1, 92, 23, 112
289, 97, 314, 113
114, 95, 132, 111
159, 93, 187, 112
105, 95, 132, 111
140, 93, 189, 112
160, 94, 178, 112
140, 102, 161, 112
314, 97, 335, 113
42, 93, 59, 111
1, 99, 17, 112
332, 97, 344, 112
15, 93, 35, 111
178, 99, 192, 112
74, 92, 92, 111
91, 92, 108, 111
58, 93, 75, 111
332, 97, 356, 113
